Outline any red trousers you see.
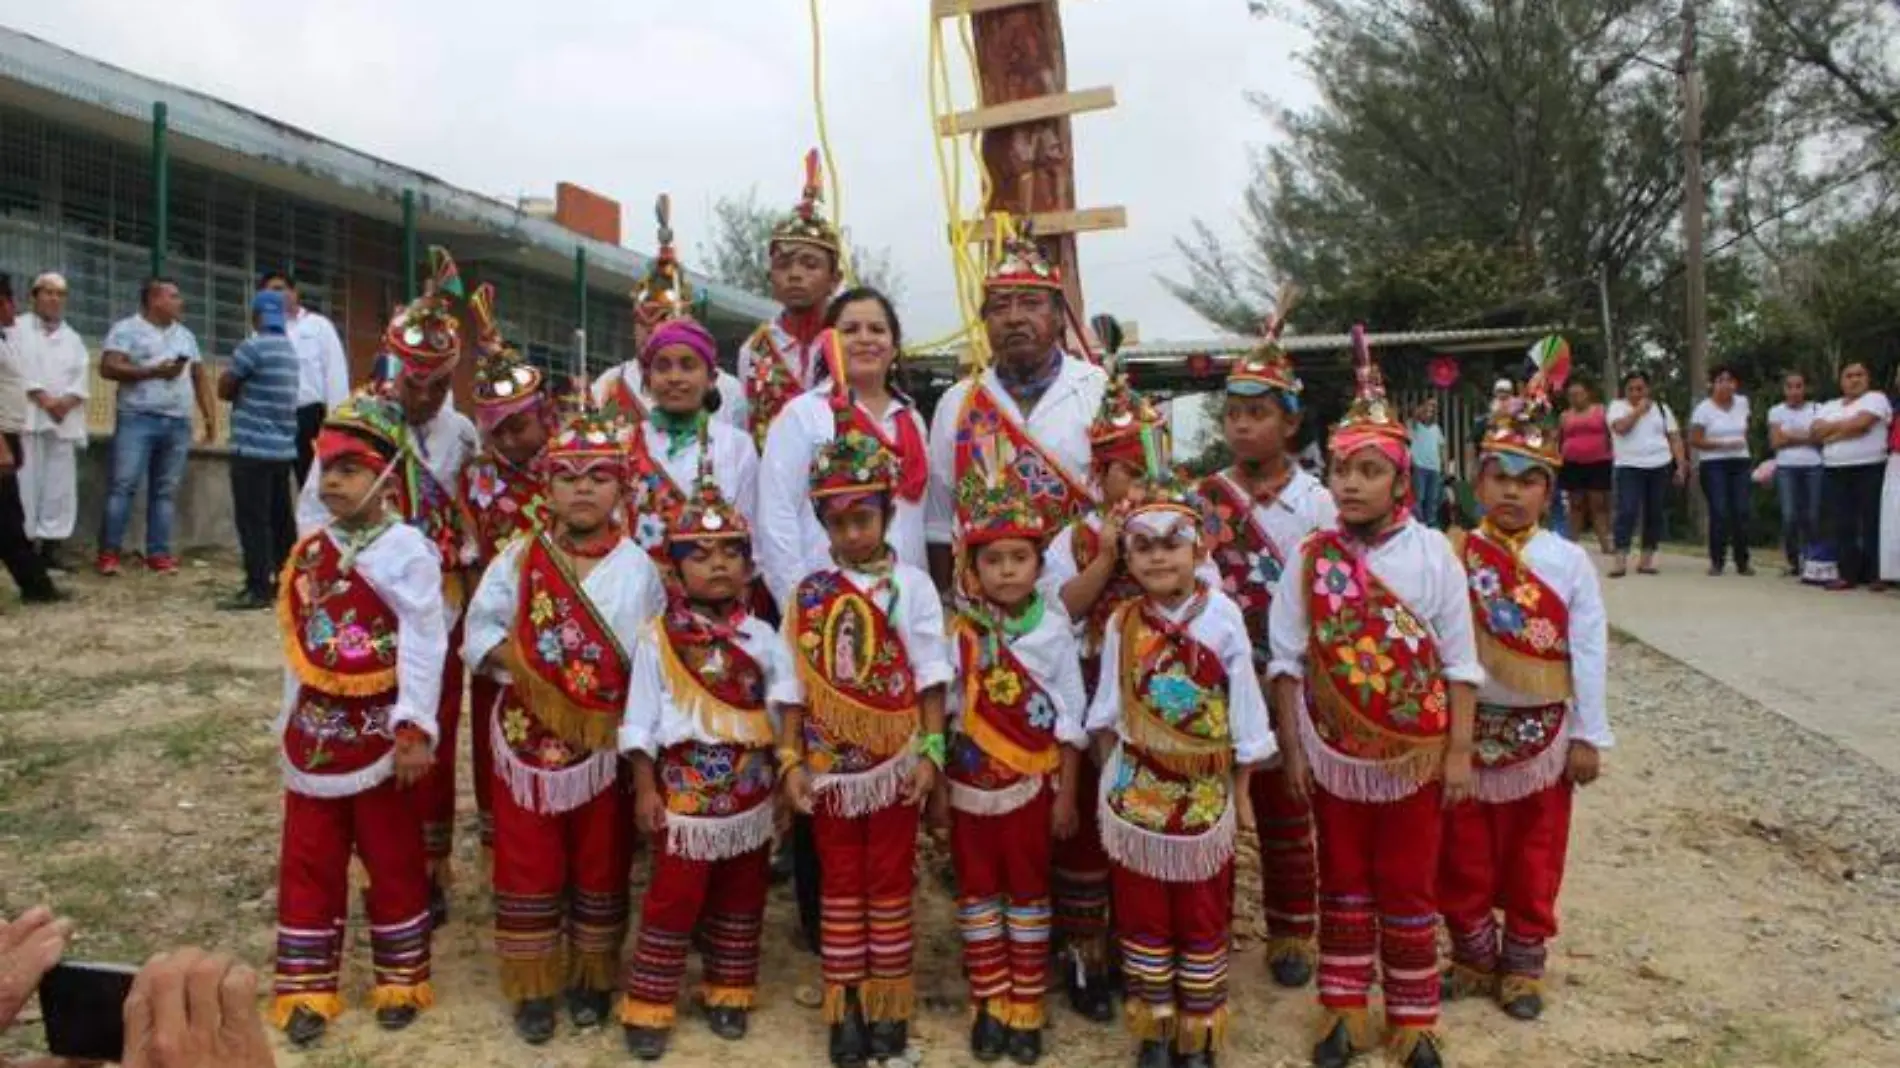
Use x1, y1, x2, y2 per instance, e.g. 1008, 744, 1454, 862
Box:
273, 782, 432, 1021
1052, 757, 1113, 970
620, 841, 772, 1028
490, 775, 632, 1001
951, 792, 1053, 1027
1439, 782, 1573, 982
1313, 785, 1443, 1036
1250, 763, 1317, 953
814, 800, 920, 1023
1110, 864, 1233, 1053
418, 622, 464, 878
468, 673, 500, 849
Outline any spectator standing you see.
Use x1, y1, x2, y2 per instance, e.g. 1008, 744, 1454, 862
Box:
97, 277, 217, 576
260, 272, 348, 486
15, 272, 89, 574
1813, 360, 1891, 591
1882, 364, 1900, 584
217, 290, 300, 610
0, 271, 65, 603
1606, 370, 1687, 578
1558, 379, 1614, 553
1407, 395, 1448, 528
1766, 370, 1824, 576
1689, 366, 1755, 576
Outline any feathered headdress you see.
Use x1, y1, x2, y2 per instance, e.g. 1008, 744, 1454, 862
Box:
1089, 314, 1162, 471
545, 406, 628, 480
384, 246, 465, 382
1227, 285, 1304, 400
1482, 336, 1571, 475
770, 149, 842, 256
983, 216, 1063, 296
1329, 323, 1408, 457
315, 389, 408, 473
467, 283, 547, 433
669, 421, 751, 547
632, 194, 703, 330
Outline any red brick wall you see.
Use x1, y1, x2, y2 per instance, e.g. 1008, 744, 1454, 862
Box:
555, 182, 621, 245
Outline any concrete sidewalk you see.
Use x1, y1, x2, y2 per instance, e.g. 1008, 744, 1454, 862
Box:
1599, 553, 1900, 774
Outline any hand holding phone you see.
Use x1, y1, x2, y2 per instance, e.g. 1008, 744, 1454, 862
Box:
120, 950, 275, 1068
2, 907, 74, 1031
39, 960, 136, 1061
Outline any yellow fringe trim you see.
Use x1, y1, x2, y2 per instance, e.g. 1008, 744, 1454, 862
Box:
270, 992, 344, 1029
1267, 935, 1318, 967
1319, 1007, 1376, 1052
1308, 668, 1447, 784
822, 984, 850, 1024
963, 693, 1060, 778
1118, 610, 1235, 777
502, 635, 621, 752
369, 982, 435, 1013
992, 997, 1045, 1030
1498, 973, 1545, 1006
1387, 1026, 1442, 1064
793, 654, 918, 760
1175, 1006, 1227, 1054
1125, 999, 1177, 1042
618, 996, 678, 1029
1442, 962, 1496, 1001
861, 976, 915, 1024
499, 952, 567, 1002
655, 621, 775, 747
1474, 628, 1572, 702
569, 949, 622, 994
276, 564, 399, 697
703, 984, 757, 1010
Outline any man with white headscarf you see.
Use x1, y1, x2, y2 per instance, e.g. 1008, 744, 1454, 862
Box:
15, 272, 90, 573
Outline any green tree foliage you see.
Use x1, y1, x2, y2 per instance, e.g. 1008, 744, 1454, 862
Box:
697, 190, 903, 301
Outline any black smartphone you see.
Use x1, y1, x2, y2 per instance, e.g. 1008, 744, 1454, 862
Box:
39, 960, 137, 1062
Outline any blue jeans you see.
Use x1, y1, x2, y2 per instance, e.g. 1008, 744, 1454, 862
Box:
101, 410, 192, 556
1698, 457, 1753, 569
1411, 467, 1445, 528
1774, 464, 1823, 569
1613, 464, 1670, 553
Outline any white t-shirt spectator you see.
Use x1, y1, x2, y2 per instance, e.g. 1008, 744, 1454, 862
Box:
1820, 392, 1893, 468
1606, 399, 1679, 469
102, 314, 201, 419
1690, 395, 1751, 462
1767, 402, 1822, 468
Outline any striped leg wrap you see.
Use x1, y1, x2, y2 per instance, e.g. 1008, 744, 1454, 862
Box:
1316, 893, 1376, 1011
821, 894, 870, 1000
1259, 813, 1318, 943
1119, 934, 1176, 1040
1379, 912, 1442, 1032
368, 909, 434, 1010
494, 892, 565, 1001
1053, 871, 1113, 968
1500, 931, 1548, 980
1447, 910, 1500, 972
1004, 899, 1052, 1027
1174, 938, 1229, 1052
864, 896, 915, 1023
567, 888, 630, 993
272, 922, 344, 1002
619, 926, 692, 1028
701, 909, 765, 1008
958, 896, 1011, 1003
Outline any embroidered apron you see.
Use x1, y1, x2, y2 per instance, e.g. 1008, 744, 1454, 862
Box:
652, 607, 778, 859
788, 570, 920, 815
949, 618, 1060, 815
277, 532, 403, 796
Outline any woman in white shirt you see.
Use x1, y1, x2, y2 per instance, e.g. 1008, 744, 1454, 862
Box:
1606, 370, 1687, 577
1766, 370, 1824, 575
1688, 365, 1754, 576
1813, 360, 1891, 590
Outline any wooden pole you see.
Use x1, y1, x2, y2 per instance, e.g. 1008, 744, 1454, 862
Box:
1682, 0, 1706, 404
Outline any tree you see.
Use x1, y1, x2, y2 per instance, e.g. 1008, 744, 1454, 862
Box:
697, 190, 904, 301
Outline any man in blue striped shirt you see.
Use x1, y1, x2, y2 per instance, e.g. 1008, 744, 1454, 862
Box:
218, 289, 302, 609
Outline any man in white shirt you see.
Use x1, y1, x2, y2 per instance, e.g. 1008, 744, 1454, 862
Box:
260, 272, 350, 486
15, 272, 90, 573
0, 271, 66, 603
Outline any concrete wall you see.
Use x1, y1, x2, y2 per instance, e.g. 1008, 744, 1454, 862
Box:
74, 439, 246, 554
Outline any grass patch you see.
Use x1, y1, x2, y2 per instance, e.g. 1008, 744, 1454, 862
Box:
0, 786, 96, 850
0, 661, 276, 717
0, 727, 92, 805
153, 709, 248, 764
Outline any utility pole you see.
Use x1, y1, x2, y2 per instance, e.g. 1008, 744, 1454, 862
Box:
1681, 0, 1707, 404
1597, 262, 1617, 388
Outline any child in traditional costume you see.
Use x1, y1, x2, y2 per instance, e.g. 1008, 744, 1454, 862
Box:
1265, 329, 1482, 1068
618, 429, 795, 1060
738, 152, 846, 450
271, 393, 447, 1048
1085, 462, 1273, 1068
777, 407, 953, 1068
1440, 351, 1610, 1023
463, 284, 554, 853
948, 482, 1090, 1064
463, 407, 666, 1045
1197, 320, 1337, 989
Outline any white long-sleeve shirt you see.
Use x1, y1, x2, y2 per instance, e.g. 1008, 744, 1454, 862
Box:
462, 536, 666, 682
948, 598, 1092, 751
926, 357, 1108, 546
279, 521, 447, 745
628, 417, 759, 549
619, 614, 801, 755
756, 386, 930, 610
591, 360, 748, 432
1473, 528, 1613, 748
289, 308, 350, 410
1083, 590, 1276, 766
1266, 518, 1485, 688
15, 314, 90, 440
775, 561, 956, 702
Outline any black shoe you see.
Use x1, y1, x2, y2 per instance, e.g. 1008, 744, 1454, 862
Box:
1269, 953, 1314, 988
1136, 1039, 1172, 1068
1737, 562, 1756, 577
830, 989, 869, 1068
217, 590, 272, 611
21, 587, 70, 605
624, 1025, 670, 1060
868, 1019, 907, 1059
375, 1004, 418, 1032
429, 884, 450, 929
568, 987, 611, 1030
38, 544, 71, 575
1068, 970, 1115, 1023
1006, 1026, 1043, 1065
514, 997, 557, 1045
707, 1005, 749, 1040
284, 1005, 327, 1048
971, 1009, 1008, 1062
1402, 1034, 1444, 1068
1312, 1020, 1359, 1068
1502, 989, 1545, 1020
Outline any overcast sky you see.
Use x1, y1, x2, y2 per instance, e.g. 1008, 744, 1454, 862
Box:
9, 1, 1314, 343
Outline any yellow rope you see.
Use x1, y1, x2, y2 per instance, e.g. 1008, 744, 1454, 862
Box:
807, 0, 855, 285
925, 13, 997, 372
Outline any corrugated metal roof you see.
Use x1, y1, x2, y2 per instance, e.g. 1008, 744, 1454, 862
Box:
0, 24, 779, 326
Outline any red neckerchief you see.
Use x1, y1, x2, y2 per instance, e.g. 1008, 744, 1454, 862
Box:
557, 527, 618, 559
780, 306, 826, 378
832, 390, 929, 504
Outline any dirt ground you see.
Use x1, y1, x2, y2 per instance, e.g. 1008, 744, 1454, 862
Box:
3, 559, 1898, 1068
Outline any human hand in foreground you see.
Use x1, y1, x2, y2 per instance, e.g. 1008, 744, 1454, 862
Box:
121, 949, 275, 1068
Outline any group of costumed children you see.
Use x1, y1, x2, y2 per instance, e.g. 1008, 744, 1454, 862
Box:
266, 164, 1608, 1068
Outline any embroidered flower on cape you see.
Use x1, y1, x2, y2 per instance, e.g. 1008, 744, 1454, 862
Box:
530, 589, 556, 627
1380, 604, 1427, 654
558, 619, 585, 652
1338, 636, 1395, 694
1471, 567, 1503, 599
1523, 617, 1561, 653
634, 512, 668, 549
1487, 600, 1526, 636
983, 666, 1024, 707
1511, 582, 1542, 610
1025, 691, 1057, 732
1313, 555, 1360, 610
536, 629, 563, 664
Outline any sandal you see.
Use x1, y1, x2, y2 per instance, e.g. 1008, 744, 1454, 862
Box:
1607, 567, 1628, 579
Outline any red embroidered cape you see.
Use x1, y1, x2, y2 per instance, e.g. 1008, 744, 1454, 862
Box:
624, 430, 691, 566
744, 326, 804, 452
950, 618, 1060, 789
1200, 471, 1290, 669
604, 373, 648, 426
277, 532, 402, 776
1459, 529, 1572, 701
1105, 600, 1234, 836
462, 452, 547, 566
788, 570, 919, 774
953, 381, 1094, 538
394, 453, 472, 611
506, 533, 634, 753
